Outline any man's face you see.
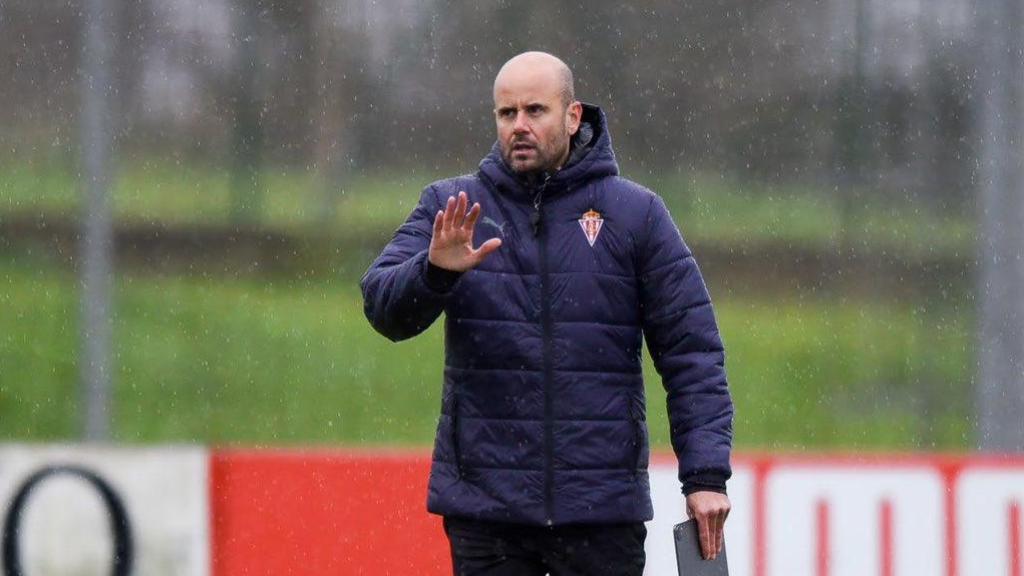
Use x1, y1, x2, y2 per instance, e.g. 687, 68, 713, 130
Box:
493, 67, 581, 175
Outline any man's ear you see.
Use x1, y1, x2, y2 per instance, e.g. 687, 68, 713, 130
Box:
566, 101, 583, 136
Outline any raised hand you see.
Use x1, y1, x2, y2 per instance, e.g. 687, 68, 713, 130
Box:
428, 191, 503, 272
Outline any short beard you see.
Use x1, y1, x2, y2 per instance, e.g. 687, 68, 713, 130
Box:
504, 155, 553, 189
504, 142, 568, 185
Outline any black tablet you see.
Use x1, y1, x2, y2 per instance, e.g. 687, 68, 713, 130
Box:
673, 519, 729, 575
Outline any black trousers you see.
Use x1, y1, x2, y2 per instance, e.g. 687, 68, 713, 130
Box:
443, 516, 647, 576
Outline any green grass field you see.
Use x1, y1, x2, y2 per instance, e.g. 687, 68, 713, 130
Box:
0, 258, 973, 450
0, 157, 976, 449
1, 159, 974, 256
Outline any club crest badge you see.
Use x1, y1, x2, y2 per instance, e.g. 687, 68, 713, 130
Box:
578, 209, 604, 247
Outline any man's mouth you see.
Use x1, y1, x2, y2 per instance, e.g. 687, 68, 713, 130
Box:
512, 142, 535, 152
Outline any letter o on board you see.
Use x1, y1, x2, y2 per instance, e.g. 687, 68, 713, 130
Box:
1, 465, 133, 576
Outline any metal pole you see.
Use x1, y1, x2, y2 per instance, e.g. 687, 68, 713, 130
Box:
977, 0, 1024, 451
80, 0, 115, 441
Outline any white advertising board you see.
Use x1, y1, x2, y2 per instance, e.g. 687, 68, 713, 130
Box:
0, 445, 208, 576
957, 468, 1024, 576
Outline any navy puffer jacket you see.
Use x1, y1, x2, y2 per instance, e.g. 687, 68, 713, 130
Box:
361, 104, 732, 526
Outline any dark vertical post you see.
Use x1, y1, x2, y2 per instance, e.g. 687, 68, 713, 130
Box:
230, 0, 264, 225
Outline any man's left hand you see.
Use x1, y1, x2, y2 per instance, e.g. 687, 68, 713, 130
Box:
686, 491, 731, 560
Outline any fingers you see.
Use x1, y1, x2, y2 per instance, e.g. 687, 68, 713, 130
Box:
686, 492, 731, 560
433, 210, 444, 237
714, 509, 726, 555
452, 191, 469, 228
443, 195, 456, 230
472, 238, 502, 264
698, 514, 713, 560
687, 501, 711, 558
440, 191, 475, 233
463, 201, 482, 232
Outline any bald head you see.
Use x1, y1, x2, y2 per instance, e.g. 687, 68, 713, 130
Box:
492, 52, 582, 175
494, 51, 575, 107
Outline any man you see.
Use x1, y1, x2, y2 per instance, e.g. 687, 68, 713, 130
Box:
361, 52, 732, 575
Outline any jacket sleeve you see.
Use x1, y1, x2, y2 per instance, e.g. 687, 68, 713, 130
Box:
638, 194, 733, 495
360, 185, 461, 342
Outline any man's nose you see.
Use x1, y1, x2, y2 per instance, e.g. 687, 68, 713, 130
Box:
512, 111, 530, 133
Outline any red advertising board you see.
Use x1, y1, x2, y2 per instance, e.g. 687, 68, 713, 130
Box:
210, 449, 450, 575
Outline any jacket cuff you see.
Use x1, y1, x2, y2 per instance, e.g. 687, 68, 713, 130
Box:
682, 472, 728, 496
424, 260, 463, 293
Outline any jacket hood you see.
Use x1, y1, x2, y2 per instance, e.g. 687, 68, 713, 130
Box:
478, 103, 619, 199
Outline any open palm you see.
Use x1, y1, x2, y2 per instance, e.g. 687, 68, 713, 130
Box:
428, 191, 503, 272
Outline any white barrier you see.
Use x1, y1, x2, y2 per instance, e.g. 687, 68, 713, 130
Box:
646, 456, 1024, 576
0, 447, 1021, 575
958, 468, 1024, 576
0, 445, 208, 576
764, 466, 945, 576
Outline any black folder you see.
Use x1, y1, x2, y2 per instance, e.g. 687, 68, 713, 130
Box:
673, 519, 729, 575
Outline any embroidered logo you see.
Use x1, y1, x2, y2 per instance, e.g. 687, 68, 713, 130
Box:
578, 209, 604, 247
481, 216, 507, 238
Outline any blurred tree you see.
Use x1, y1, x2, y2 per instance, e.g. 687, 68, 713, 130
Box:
309, 0, 361, 225
831, 0, 873, 252
919, 42, 973, 213
0, 0, 981, 219
228, 0, 267, 225
0, 1, 79, 160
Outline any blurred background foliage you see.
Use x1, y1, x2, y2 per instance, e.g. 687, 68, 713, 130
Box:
0, 0, 980, 450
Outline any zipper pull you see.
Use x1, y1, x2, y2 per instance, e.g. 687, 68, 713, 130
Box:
531, 189, 543, 236
531, 174, 551, 237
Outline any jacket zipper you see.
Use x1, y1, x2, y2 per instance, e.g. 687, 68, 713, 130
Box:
533, 176, 555, 525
